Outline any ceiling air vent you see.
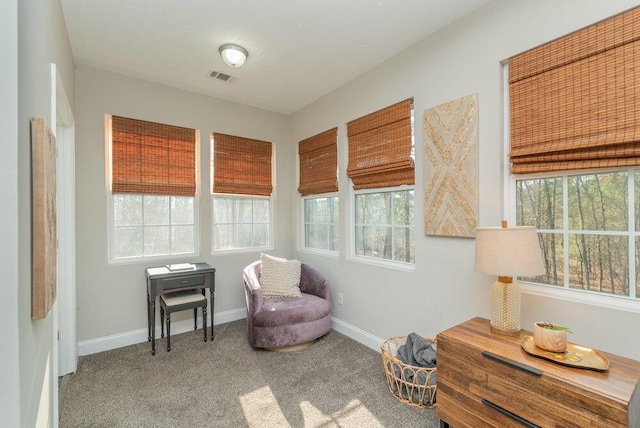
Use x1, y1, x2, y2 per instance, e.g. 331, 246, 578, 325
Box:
209, 70, 233, 82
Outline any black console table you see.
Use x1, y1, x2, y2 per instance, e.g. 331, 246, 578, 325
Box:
146, 262, 216, 355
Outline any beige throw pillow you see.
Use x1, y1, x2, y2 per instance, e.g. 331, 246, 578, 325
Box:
259, 253, 302, 298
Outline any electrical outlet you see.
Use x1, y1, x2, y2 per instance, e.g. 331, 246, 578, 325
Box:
337, 293, 343, 305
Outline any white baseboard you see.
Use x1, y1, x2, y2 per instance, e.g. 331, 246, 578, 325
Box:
78, 308, 247, 356
78, 310, 382, 357
330, 317, 384, 354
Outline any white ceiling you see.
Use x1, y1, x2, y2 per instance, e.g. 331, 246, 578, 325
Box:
61, 0, 490, 114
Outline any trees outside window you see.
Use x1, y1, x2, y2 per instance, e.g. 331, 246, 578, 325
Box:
212, 196, 270, 251
516, 170, 638, 299
355, 189, 414, 264
304, 196, 338, 252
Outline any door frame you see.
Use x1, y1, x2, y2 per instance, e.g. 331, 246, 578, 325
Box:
52, 64, 77, 377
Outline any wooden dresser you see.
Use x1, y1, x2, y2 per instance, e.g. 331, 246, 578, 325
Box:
436, 317, 640, 427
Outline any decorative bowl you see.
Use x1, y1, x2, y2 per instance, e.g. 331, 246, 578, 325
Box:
533, 322, 567, 352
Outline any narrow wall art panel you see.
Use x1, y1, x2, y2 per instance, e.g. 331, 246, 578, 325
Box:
31, 117, 57, 319
423, 93, 478, 238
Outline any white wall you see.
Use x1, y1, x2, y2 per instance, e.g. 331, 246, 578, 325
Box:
290, 0, 640, 360
74, 66, 293, 343
1, 0, 21, 426
16, 0, 76, 426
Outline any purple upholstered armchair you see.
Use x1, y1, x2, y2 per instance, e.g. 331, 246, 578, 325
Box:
243, 260, 332, 350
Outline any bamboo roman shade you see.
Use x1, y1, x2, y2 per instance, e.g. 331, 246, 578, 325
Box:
298, 127, 338, 196
111, 116, 196, 196
509, 6, 640, 174
212, 133, 273, 196
346, 99, 414, 190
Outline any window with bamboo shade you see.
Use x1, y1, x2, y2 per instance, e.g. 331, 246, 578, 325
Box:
347, 99, 414, 189
298, 127, 338, 196
211, 133, 273, 252
347, 99, 415, 265
508, 6, 640, 174
108, 115, 197, 261
111, 116, 196, 196
509, 7, 640, 301
299, 128, 339, 252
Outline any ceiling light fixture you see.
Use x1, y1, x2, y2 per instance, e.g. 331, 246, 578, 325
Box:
219, 44, 248, 68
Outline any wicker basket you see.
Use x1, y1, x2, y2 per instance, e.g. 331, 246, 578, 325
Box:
381, 336, 437, 408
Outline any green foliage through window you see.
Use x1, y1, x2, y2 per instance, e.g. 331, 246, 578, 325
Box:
212, 196, 270, 251
112, 195, 195, 259
516, 170, 639, 299
304, 197, 339, 252
355, 190, 415, 264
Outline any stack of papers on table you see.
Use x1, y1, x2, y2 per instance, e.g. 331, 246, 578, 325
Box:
166, 263, 196, 271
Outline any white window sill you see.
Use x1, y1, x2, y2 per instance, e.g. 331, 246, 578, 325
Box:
298, 248, 340, 259
349, 254, 416, 272
212, 246, 273, 256
520, 281, 640, 314
108, 252, 198, 265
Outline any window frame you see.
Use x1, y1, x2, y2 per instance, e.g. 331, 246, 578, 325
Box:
299, 192, 340, 257
107, 193, 200, 263
105, 115, 200, 264
210, 193, 274, 254
349, 184, 416, 271
503, 66, 640, 314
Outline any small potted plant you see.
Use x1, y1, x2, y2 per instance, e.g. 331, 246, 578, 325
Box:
533, 322, 572, 352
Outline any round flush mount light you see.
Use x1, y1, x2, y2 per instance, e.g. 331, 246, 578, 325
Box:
219, 44, 248, 68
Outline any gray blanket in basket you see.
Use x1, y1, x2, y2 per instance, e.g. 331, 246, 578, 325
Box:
397, 333, 437, 368
391, 333, 437, 406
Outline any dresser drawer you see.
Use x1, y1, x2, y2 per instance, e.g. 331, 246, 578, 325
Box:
163, 274, 205, 290
438, 379, 538, 428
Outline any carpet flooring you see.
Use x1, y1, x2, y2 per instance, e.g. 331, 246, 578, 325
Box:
60, 319, 440, 427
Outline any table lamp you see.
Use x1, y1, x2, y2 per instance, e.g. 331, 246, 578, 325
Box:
474, 221, 545, 335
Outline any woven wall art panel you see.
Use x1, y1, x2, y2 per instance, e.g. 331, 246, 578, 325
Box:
423, 93, 478, 238
31, 117, 57, 319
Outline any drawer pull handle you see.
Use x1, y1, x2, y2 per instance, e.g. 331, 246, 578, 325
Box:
181, 280, 188, 284
482, 399, 540, 428
482, 351, 542, 376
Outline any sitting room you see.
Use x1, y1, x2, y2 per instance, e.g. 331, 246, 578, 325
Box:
4, 0, 640, 427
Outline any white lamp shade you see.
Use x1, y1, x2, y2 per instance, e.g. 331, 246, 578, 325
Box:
219, 44, 248, 67
474, 226, 545, 277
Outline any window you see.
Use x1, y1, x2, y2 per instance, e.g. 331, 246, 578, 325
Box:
298, 128, 339, 253
508, 7, 640, 300
347, 99, 415, 265
107, 115, 197, 262
304, 196, 339, 252
112, 194, 195, 259
355, 189, 414, 263
211, 133, 273, 252
515, 170, 638, 299
212, 196, 270, 250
